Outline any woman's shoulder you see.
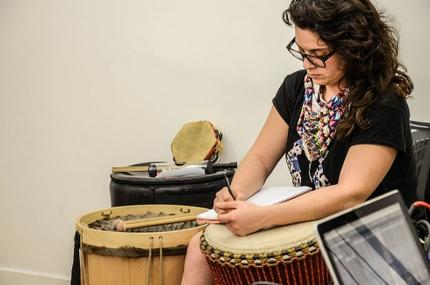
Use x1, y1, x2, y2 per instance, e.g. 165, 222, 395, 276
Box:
379, 89, 408, 106
283, 69, 307, 87
349, 89, 412, 153
370, 89, 410, 118
277, 69, 307, 98
273, 70, 307, 125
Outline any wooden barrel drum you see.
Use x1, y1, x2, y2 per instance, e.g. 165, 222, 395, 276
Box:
76, 204, 207, 285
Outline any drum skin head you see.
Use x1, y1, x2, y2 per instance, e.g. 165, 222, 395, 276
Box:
171, 121, 222, 162
204, 221, 316, 254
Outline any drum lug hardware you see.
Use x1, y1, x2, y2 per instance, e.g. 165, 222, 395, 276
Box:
282, 254, 291, 261
101, 210, 112, 218
180, 208, 191, 214
240, 259, 249, 266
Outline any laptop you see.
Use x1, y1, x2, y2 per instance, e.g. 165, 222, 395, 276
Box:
315, 190, 430, 285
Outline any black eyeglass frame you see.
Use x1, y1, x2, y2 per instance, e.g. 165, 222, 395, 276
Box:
286, 37, 335, 68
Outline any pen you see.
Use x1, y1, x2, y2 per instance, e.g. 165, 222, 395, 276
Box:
224, 170, 235, 201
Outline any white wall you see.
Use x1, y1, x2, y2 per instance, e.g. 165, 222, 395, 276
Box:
0, 0, 429, 284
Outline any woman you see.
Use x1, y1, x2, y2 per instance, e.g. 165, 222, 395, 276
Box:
181, 0, 417, 283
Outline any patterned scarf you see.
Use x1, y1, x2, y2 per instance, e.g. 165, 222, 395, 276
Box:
296, 74, 348, 161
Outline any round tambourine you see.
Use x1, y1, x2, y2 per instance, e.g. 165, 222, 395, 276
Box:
171, 120, 223, 163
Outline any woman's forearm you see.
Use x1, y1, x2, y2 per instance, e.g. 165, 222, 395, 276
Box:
230, 106, 289, 200
231, 151, 275, 200
263, 184, 365, 227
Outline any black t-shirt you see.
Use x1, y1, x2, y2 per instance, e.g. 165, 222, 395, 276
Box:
273, 69, 418, 206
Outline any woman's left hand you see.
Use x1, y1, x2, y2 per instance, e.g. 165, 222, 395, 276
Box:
216, 201, 269, 236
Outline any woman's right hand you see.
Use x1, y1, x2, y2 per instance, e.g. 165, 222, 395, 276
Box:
213, 187, 245, 214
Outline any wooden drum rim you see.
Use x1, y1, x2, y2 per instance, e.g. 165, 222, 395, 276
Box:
76, 204, 207, 251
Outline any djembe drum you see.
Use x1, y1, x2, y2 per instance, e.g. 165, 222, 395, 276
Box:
76, 204, 207, 285
200, 221, 331, 285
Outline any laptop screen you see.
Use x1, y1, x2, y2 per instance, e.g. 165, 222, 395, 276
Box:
316, 191, 430, 285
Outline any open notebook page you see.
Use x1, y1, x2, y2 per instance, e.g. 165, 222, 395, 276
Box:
197, 186, 312, 220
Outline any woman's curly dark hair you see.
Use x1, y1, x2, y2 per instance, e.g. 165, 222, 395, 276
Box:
283, 0, 413, 138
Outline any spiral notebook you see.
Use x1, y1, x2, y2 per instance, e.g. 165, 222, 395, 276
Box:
197, 186, 312, 220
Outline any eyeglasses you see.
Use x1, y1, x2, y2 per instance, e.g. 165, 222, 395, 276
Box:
286, 37, 335, 68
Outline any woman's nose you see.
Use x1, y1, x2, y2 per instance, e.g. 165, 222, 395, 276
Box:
303, 56, 316, 69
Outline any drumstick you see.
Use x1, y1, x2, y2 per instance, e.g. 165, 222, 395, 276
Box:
112, 165, 151, 173
116, 215, 179, 226
115, 214, 197, 232
112, 162, 238, 175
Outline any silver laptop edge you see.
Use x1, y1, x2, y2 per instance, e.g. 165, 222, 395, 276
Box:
314, 190, 428, 285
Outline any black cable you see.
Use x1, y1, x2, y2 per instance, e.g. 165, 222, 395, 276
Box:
70, 231, 81, 285
415, 219, 430, 254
